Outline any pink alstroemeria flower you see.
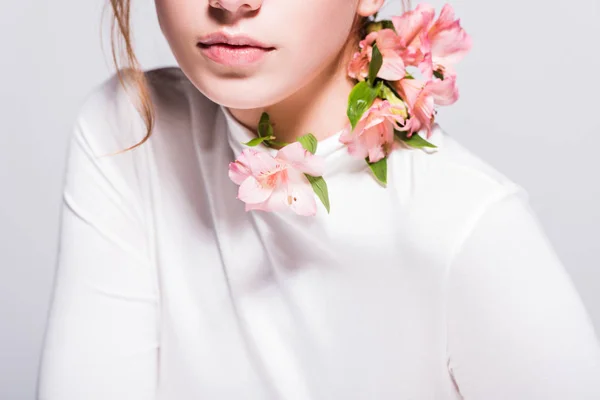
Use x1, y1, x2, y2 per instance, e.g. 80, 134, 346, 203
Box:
340, 98, 407, 163
394, 74, 459, 138
424, 4, 472, 79
392, 3, 471, 80
228, 142, 325, 216
348, 29, 406, 82
391, 4, 436, 72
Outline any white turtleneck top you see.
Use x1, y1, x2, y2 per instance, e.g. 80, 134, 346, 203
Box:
38, 67, 600, 400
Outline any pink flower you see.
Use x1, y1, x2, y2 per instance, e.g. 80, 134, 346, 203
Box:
425, 4, 472, 79
393, 74, 459, 138
348, 30, 406, 82
228, 142, 325, 216
375, 29, 407, 81
340, 98, 407, 163
392, 3, 471, 80
347, 34, 372, 81
391, 4, 436, 71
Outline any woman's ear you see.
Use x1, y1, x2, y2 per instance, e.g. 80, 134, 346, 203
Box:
356, 0, 386, 17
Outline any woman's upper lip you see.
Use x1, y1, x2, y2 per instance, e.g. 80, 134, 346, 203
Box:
198, 32, 274, 49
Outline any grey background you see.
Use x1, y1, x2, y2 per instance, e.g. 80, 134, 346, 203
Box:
1, 0, 598, 399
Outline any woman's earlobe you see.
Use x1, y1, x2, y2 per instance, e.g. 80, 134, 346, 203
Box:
356, 0, 386, 18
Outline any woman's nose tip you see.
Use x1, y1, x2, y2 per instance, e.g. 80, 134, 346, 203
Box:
209, 0, 262, 13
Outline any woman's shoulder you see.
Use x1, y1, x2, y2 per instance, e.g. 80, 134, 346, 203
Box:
392, 125, 531, 255
403, 124, 527, 203
63, 67, 218, 206
73, 67, 217, 154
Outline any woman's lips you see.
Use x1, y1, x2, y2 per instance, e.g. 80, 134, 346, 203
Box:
198, 43, 274, 66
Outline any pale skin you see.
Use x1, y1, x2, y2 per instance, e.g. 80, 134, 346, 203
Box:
155, 0, 386, 144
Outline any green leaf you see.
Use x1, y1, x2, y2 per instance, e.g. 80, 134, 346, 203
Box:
366, 157, 387, 186
268, 140, 289, 148
347, 80, 380, 130
305, 175, 330, 213
368, 44, 383, 84
433, 70, 444, 81
243, 136, 273, 147
297, 133, 318, 155
258, 112, 273, 138
366, 20, 395, 34
380, 20, 396, 32
395, 130, 437, 149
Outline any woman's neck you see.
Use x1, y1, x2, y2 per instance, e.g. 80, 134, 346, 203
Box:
225, 41, 357, 145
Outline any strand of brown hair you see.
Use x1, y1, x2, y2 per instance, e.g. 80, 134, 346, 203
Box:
100, 0, 156, 157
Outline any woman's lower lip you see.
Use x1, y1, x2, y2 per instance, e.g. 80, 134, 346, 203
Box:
199, 44, 273, 66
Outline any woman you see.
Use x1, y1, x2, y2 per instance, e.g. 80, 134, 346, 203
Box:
38, 0, 600, 399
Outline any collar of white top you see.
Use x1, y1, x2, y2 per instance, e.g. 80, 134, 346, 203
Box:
220, 104, 351, 159
219, 103, 445, 169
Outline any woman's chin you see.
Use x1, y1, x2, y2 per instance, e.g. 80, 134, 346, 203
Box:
185, 72, 292, 109
207, 96, 270, 110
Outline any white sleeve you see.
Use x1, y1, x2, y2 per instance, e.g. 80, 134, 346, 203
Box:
446, 188, 600, 400
37, 114, 159, 399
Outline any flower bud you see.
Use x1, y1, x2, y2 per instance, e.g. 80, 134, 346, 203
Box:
381, 86, 408, 119
365, 21, 383, 34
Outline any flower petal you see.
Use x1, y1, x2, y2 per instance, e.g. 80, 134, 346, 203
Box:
431, 4, 457, 32
276, 142, 325, 177
428, 4, 472, 67
391, 3, 435, 47
340, 119, 370, 159
378, 52, 406, 81
418, 52, 434, 81
243, 149, 283, 176
374, 30, 406, 81
395, 78, 425, 109
285, 170, 318, 216
363, 31, 378, 47
340, 101, 396, 162
348, 51, 369, 80
429, 75, 459, 106
228, 161, 251, 185
245, 187, 289, 213
238, 175, 274, 204
365, 120, 394, 163
430, 23, 472, 67
413, 93, 436, 137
